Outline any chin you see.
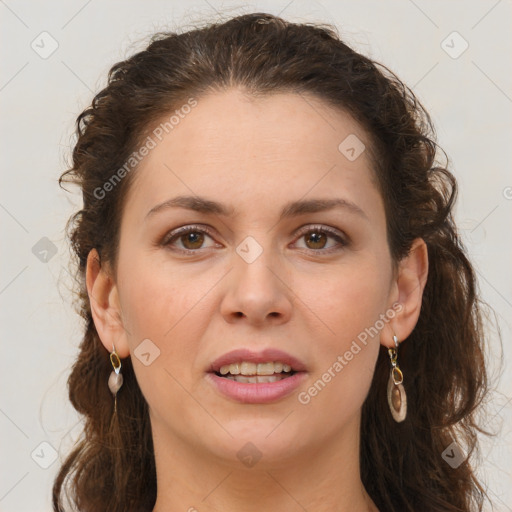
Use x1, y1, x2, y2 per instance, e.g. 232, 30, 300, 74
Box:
205, 417, 307, 463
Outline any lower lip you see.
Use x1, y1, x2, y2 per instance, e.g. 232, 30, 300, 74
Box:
207, 372, 307, 404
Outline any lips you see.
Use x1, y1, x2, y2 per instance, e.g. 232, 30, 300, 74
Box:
206, 348, 308, 404
209, 348, 307, 374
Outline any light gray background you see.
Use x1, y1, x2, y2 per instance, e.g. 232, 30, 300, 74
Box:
1, 1, 511, 510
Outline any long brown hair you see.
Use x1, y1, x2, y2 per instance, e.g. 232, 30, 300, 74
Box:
54, 12, 492, 511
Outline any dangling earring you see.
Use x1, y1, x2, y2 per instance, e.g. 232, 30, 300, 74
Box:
387, 335, 407, 422
108, 343, 123, 414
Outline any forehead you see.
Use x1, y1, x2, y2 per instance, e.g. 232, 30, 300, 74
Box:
123, 89, 383, 224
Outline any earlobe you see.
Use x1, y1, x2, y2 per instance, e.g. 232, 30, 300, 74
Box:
383, 238, 429, 347
86, 249, 130, 358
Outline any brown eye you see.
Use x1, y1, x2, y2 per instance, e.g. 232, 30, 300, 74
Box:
304, 231, 328, 250
163, 225, 218, 253
294, 225, 347, 253
180, 231, 205, 250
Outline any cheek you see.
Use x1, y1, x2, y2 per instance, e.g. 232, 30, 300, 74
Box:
117, 255, 217, 380
292, 259, 389, 413
117, 262, 211, 421
296, 257, 390, 344
119, 246, 208, 334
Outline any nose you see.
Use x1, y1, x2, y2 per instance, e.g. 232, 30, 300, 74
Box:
219, 244, 293, 327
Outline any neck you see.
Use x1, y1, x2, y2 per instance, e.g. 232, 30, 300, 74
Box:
151, 414, 378, 512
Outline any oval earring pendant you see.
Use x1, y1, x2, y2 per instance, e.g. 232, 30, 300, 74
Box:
108, 370, 123, 395
387, 372, 407, 422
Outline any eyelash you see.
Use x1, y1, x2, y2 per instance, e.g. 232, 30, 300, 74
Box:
160, 224, 348, 255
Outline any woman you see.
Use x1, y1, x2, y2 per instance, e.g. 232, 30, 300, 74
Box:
53, 12, 491, 512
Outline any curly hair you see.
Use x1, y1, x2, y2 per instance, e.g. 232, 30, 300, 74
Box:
53, 12, 492, 512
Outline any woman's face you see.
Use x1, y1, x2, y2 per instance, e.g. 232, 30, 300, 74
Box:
98, 89, 401, 466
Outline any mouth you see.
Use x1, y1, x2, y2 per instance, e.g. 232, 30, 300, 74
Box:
214, 361, 296, 383
207, 348, 307, 404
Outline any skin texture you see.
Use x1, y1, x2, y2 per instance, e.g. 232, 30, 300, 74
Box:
86, 89, 428, 512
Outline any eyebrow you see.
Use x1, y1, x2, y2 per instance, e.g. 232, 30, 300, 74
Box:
145, 195, 368, 221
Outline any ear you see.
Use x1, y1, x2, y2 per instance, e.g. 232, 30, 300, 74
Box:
86, 248, 130, 358
381, 238, 429, 348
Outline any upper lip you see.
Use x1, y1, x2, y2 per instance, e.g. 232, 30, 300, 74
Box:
209, 348, 307, 373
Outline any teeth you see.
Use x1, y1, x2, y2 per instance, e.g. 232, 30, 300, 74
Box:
218, 361, 294, 377
240, 362, 257, 375
225, 374, 289, 383
257, 362, 274, 375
